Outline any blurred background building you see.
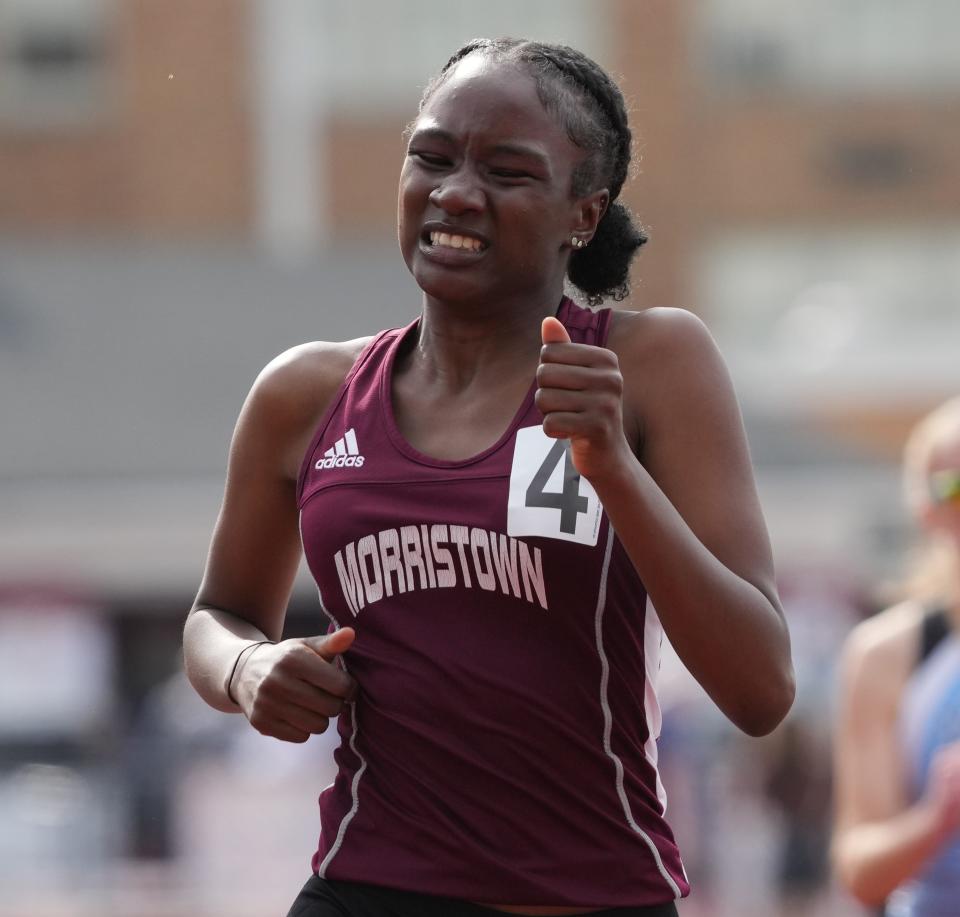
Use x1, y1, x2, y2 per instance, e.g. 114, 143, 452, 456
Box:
1, 1, 958, 914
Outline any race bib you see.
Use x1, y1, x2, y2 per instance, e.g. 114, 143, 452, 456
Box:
507, 426, 602, 546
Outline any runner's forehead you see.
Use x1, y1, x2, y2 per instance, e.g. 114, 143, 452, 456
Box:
413, 59, 572, 161
419, 56, 544, 123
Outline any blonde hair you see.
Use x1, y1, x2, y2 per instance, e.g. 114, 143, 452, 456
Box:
900, 396, 960, 606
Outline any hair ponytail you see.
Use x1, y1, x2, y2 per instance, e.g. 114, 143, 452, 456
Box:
568, 201, 647, 306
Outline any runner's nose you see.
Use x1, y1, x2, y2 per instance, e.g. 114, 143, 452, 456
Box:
429, 166, 485, 215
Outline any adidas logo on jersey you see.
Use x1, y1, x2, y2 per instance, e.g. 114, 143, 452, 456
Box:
316, 428, 365, 470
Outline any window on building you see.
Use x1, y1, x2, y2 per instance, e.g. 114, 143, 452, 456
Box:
697, 227, 960, 395
0, 0, 111, 129
698, 0, 960, 94
312, 0, 610, 113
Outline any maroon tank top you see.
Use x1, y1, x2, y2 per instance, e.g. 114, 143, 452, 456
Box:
296, 298, 689, 907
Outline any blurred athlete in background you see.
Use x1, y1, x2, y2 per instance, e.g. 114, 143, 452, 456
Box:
833, 397, 960, 916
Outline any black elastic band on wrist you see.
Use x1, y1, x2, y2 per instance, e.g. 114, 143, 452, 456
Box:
225, 640, 274, 705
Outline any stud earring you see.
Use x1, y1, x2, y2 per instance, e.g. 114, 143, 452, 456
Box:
571, 236, 587, 249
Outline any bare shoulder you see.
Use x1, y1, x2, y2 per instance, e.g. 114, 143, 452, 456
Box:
236, 336, 373, 480
606, 305, 714, 366
252, 337, 372, 417
606, 307, 725, 406
840, 601, 925, 701
605, 306, 734, 451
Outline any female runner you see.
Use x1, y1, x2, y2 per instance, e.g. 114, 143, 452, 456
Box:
832, 397, 960, 916
183, 38, 794, 916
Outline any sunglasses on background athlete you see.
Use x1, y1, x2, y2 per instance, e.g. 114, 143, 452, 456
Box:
930, 469, 960, 505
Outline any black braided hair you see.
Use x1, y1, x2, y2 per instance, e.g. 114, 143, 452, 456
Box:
421, 38, 647, 306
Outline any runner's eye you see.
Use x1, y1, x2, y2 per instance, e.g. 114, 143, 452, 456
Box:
409, 151, 450, 168
490, 169, 532, 180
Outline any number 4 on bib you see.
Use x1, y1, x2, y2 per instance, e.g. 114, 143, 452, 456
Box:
507, 426, 602, 546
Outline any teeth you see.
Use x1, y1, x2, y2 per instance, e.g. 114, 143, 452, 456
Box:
429, 231, 483, 252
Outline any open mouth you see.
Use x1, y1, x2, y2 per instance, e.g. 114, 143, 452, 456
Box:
425, 230, 487, 253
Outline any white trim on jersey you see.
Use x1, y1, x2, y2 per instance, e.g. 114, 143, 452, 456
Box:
593, 528, 684, 899
316, 698, 367, 877
642, 598, 669, 815
299, 510, 367, 878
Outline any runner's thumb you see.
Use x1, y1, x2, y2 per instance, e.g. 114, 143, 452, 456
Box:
541, 316, 571, 346
301, 627, 356, 661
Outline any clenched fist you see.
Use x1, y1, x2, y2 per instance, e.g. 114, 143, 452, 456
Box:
537, 316, 633, 481
232, 627, 358, 743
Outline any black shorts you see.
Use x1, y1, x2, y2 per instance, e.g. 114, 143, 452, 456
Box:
286, 875, 680, 917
